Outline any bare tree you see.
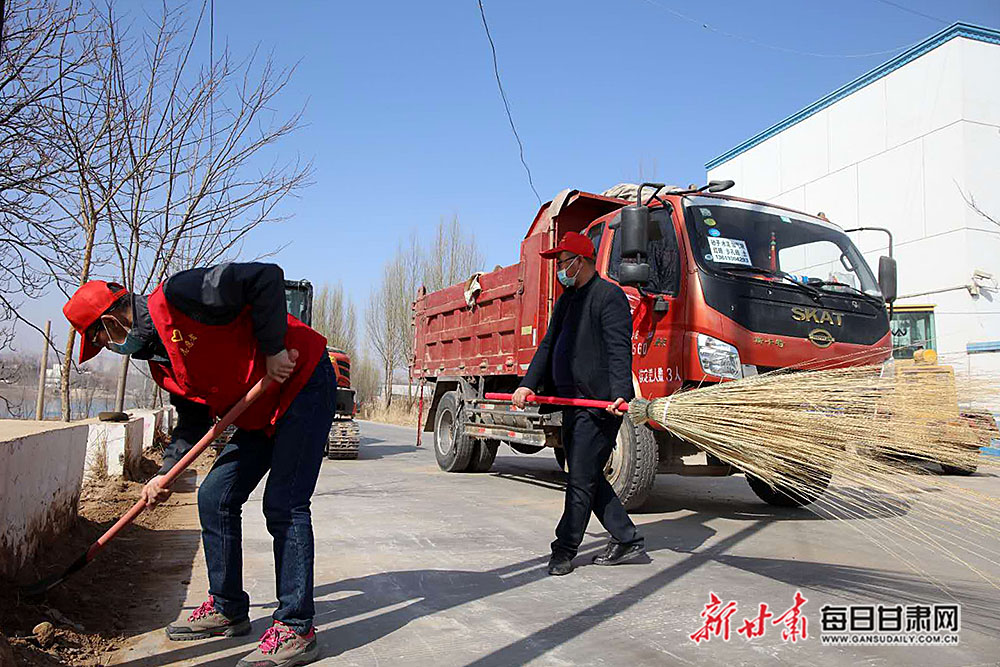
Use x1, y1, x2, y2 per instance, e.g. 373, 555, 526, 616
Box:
422, 215, 483, 292
351, 352, 381, 413
45, 1, 311, 417
365, 233, 420, 408
0, 352, 40, 417
364, 218, 482, 407
313, 282, 357, 358
365, 259, 402, 407
0, 0, 93, 391
391, 232, 422, 404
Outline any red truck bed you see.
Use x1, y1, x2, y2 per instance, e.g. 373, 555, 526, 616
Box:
412, 191, 627, 383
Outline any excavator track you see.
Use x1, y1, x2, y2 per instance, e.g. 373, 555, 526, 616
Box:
326, 418, 361, 460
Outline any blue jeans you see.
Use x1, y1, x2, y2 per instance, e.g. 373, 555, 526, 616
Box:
197, 357, 335, 633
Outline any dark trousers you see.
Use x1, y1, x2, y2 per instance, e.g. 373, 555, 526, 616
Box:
197, 356, 335, 633
552, 408, 642, 559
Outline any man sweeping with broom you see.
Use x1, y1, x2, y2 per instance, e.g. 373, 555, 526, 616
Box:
512, 232, 647, 576
63, 263, 333, 667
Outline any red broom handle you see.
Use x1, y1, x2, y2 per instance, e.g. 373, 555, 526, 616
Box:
484, 392, 615, 410
86, 376, 274, 559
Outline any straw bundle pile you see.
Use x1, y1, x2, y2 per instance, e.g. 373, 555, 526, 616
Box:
629, 363, 1000, 589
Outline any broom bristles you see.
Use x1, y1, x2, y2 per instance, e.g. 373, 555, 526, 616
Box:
633, 363, 1000, 589
638, 364, 997, 481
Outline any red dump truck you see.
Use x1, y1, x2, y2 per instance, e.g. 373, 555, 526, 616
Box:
411, 182, 897, 509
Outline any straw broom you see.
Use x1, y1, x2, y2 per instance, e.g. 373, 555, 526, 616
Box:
628, 364, 1000, 589
629, 364, 997, 493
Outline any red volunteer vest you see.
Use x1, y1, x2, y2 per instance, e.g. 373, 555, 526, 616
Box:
146, 285, 328, 432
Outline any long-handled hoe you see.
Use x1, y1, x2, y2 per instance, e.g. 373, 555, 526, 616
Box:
20, 377, 274, 597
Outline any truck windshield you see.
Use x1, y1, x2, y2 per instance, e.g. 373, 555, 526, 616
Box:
684, 197, 881, 299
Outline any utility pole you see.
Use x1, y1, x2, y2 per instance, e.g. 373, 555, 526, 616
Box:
35, 320, 51, 420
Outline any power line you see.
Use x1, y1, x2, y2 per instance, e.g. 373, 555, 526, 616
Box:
872, 0, 949, 24
641, 0, 926, 59
477, 0, 541, 205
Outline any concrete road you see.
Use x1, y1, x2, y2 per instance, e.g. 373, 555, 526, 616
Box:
112, 421, 1000, 666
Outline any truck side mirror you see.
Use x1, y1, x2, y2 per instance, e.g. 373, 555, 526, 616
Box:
878, 255, 897, 303
618, 260, 651, 287
619, 205, 651, 258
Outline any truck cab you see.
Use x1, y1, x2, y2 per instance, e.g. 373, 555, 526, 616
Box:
412, 182, 896, 509
581, 187, 892, 395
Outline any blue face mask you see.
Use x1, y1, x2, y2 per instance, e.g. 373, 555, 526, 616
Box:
557, 257, 580, 288
103, 317, 144, 356
109, 331, 144, 356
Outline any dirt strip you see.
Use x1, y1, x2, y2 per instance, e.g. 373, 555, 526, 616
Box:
1, 450, 213, 666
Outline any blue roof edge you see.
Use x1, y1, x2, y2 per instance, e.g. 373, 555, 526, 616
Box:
704, 22, 1000, 171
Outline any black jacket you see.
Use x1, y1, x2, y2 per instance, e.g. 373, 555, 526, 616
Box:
519, 275, 634, 406
130, 262, 288, 474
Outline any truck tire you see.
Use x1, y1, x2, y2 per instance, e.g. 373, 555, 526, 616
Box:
554, 448, 567, 472
605, 421, 658, 511
746, 470, 831, 508
940, 462, 977, 476
434, 391, 474, 472
467, 440, 499, 472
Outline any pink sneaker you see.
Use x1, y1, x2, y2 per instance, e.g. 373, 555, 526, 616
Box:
165, 595, 251, 640
237, 621, 319, 666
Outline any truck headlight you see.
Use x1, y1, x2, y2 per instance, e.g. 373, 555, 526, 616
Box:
697, 334, 742, 379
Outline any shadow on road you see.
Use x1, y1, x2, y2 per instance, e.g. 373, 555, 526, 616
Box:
107, 498, 999, 667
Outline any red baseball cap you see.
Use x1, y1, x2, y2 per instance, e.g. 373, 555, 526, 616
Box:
539, 232, 595, 260
63, 281, 129, 363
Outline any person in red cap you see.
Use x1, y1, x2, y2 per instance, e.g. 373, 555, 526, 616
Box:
511, 231, 646, 576
63, 263, 333, 667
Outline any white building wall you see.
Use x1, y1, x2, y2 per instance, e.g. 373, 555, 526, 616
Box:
708, 35, 1000, 365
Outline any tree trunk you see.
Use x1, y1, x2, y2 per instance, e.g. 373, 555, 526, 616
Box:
59, 331, 75, 421
114, 355, 129, 412
35, 320, 51, 420
60, 211, 98, 421
384, 358, 393, 408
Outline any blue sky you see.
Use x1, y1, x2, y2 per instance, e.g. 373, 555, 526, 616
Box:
16, 0, 1000, 353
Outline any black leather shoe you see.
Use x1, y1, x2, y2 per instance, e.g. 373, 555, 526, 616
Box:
548, 556, 575, 576
592, 541, 646, 566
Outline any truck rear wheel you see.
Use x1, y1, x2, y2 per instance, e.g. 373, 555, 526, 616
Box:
605, 420, 658, 511
467, 440, 499, 472
434, 391, 474, 472
746, 470, 831, 507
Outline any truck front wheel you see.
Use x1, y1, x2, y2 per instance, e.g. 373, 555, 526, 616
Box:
554, 447, 567, 472
746, 470, 831, 508
605, 420, 658, 511
434, 391, 474, 472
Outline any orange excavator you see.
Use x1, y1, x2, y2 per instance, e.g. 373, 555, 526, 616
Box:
285, 280, 361, 460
